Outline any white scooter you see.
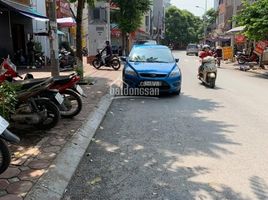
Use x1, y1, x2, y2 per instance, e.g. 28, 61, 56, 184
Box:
198, 56, 217, 88
0, 116, 20, 174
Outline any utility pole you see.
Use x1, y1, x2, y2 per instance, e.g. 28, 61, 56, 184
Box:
48, 0, 59, 76
231, 0, 237, 62
204, 0, 207, 44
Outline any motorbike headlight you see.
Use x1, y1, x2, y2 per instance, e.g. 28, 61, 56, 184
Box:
125, 67, 137, 76
169, 66, 181, 77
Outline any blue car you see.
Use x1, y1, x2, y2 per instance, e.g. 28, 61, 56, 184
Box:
122, 45, 182, 95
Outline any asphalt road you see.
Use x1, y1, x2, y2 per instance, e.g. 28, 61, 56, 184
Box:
62, 51, 268, 200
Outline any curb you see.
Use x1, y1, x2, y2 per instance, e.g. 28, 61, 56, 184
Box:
25, 93, 114, 200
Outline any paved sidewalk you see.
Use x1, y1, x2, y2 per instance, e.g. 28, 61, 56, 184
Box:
220, 60, 268, 77
0, 61, 121, 200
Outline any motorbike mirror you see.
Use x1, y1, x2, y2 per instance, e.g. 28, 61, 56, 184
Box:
175, 58, 179, 63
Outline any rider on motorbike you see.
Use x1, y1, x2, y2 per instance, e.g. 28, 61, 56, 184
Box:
198, 44, 213, 76
101, 41, 113, 66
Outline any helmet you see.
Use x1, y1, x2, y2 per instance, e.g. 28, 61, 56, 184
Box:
202, 44, 210, 50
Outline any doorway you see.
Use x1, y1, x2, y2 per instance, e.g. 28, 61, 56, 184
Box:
12, 24, 26, 54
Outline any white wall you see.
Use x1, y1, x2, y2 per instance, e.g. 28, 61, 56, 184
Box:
32, 0, 50, 58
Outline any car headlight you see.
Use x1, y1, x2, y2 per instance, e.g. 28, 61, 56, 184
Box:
169, 66, 181, 77
125, 67, 137, 76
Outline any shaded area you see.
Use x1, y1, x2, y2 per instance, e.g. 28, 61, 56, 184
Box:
250, 176, 268, 200
63, 94, 248, 200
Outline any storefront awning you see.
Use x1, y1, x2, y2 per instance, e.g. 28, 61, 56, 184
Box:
226, 26, 245, 34
57, 17, 76, 27
0, 0, 48, 21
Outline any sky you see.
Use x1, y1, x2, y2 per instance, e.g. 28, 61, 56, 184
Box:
170, 0, 214, 17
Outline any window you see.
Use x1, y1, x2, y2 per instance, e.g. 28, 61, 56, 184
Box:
93, 8, 100, 20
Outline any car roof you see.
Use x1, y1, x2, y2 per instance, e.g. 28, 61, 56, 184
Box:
132, 44, 169, 49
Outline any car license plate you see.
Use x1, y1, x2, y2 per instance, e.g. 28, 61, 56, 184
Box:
55, 93, 64, 105
0, 116, 9, 135
76, 85, 84, 95
140, 81, 162, 87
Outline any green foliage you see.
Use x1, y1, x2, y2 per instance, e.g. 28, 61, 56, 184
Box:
236, 0, 268, 41
0, 82, 17, 120
204, 8, 218, 26
111, 0, 151, 33
34, 42, 42, 53
165, 6, 203, 47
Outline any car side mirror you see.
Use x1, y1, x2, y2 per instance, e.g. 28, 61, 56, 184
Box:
121, 56, 127, 62
175, 58, 179, 63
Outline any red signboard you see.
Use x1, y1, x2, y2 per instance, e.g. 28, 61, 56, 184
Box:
235, 35, 246, 44
56, 0, 72, 18
255, 41, 268, 55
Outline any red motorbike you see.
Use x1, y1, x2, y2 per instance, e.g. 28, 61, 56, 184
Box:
0, 58, 85, 118
236, 52, 259, 65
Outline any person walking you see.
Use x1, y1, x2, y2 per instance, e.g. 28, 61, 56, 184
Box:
27, 37, 35, 68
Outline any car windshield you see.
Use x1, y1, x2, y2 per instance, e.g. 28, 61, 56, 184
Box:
129, 48, 174, 63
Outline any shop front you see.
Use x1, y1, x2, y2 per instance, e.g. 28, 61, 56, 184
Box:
0, 0, 47, 59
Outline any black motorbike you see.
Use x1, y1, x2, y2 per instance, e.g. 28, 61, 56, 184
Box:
92, 50, 121, 70
0, 115, 20, 174
59, 48, 76, 70
34, 51, 45, 68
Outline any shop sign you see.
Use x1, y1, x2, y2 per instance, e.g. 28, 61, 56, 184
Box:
223, 46, 233, 60
235, 35, 246, 44
254, 41, 268, 55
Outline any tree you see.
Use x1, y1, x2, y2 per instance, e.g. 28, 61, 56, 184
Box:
110, 0, 151, 54
165, 6, 202, 48
236, 0, 268, 41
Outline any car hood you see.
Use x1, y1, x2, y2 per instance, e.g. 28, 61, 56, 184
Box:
128, 62, 176, 74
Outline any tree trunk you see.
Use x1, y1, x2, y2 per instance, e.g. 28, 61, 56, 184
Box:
76, 0, 84, 79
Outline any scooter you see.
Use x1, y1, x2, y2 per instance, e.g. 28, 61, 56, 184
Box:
0, 115, 20, 174
198, 56, 217, 88
92, 50, 121, 70
0, 58, 84, 118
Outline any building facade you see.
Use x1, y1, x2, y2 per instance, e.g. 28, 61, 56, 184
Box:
88, 1, 110, 56
0, 0, 35, 59
152, 0, 166, 42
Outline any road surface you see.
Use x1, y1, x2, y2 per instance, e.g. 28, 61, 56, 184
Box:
63, 51, 268, 200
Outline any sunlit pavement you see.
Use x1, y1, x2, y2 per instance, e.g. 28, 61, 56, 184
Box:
63, 51, 268, 200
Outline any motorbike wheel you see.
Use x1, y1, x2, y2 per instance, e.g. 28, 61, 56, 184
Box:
92, 59, 101, 69
111, 59, 121, 70
35, 99, 60, 130
209, 79, 216, 88
60, 89, 82, 118
238, 58, 246, 65
0, 139, 11, 174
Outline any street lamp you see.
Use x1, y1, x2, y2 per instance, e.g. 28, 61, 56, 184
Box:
196, 5, 207, 44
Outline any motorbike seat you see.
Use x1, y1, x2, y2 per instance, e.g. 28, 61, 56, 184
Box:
53, 76, 71, 85
17, 79, 49, 90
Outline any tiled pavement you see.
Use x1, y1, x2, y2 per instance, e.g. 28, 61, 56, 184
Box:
0, 60, 122, 199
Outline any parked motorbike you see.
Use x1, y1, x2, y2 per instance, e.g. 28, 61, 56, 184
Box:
82, 47, 88, 57
92, 50, 121, 70
235, 52, 259, 65
24, 73, 84, 118
198, 56, 217, 88
59, 48, 76, 70
10, 77, 61, 130
0, 115, 20, 174
34, 51, 45, 68
0, 59, 83, 118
